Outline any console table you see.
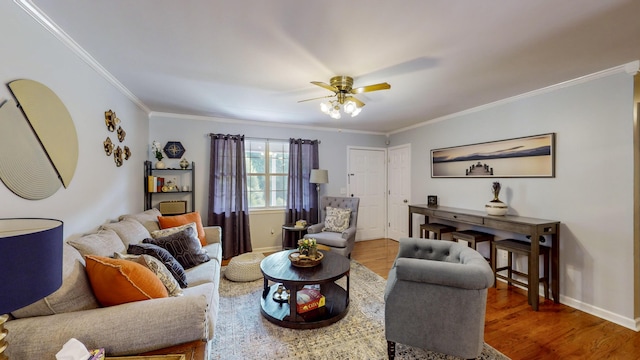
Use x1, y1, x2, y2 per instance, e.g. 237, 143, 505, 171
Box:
408, 204, 560, 311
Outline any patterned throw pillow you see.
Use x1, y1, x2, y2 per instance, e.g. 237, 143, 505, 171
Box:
151, 222, 197, 239
143, 226, 210, 269
127, 243, 188, 288
157, 212, 207, 246
322, 207, 352, 232
114, 253, 183, 297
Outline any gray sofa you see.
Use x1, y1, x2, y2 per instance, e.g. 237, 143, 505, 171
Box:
5, 209, 221, 359
304, 196, 360, 257
385, 238, 494, 359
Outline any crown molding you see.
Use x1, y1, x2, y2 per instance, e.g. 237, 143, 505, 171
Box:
14, 0, 150, 113
388, 61, 640, 136
149, 111, 386, 136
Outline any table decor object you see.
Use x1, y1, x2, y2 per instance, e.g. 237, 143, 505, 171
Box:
289, 250, 324, 268
485, 181, 508, 216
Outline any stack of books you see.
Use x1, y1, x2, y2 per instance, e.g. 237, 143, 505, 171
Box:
147, 176, 165, 192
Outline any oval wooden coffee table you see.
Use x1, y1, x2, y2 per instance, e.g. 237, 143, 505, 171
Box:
260, 250, 350, 329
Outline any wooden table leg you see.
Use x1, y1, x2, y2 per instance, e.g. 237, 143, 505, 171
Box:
530, 229, 540, 311
551, 230, 560, 303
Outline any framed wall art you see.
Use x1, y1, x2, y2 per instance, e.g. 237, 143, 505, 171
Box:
431, 133, 555, 178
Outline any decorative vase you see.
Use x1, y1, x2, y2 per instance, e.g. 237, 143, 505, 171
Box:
180, 158, 189, 169
485, 198, 508, 216
155, 160, 166, 169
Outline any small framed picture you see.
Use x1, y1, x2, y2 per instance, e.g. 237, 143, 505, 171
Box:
427, 195, 438, 207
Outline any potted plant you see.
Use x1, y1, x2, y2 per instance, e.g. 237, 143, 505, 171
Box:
152, 140, 165, 169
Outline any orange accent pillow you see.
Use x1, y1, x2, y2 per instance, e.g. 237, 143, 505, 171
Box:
157, 211, 207, 246
85, 255, 168, 307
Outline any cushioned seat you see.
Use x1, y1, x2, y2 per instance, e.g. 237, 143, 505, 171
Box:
385, 238, 494, 359
225, 252, 265, 282
303, 196, 360, 257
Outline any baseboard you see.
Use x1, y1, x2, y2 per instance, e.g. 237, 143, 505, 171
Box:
560, 295, 639, 332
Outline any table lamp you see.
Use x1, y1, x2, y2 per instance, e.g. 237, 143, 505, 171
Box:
0, 218, 64, 359
309, 169, 328, 223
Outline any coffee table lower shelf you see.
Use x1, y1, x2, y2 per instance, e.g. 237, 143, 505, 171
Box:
260, 282, 348, 329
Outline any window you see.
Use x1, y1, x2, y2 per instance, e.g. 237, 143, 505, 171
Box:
245, 139, 289, 209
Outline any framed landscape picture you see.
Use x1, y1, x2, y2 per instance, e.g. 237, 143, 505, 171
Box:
431, 133, 555, 178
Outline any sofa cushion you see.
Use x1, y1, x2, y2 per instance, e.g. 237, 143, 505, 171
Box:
322, 206, 351, 232
114, 253, 183, 297
67, 228, 125, 257
143, 227, 210, 269
11, 244, 100, 318
119, 208, 162, 233
85, 255, 168, 307
100, 219, 151, 247
157, 212, 207, 246
151, 222, 196, 239
127, 243, 188, 288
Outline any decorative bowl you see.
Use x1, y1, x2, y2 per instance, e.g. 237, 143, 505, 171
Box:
289, 250, 324, 268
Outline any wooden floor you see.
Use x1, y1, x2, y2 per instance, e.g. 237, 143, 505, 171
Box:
351, 239, 640, 360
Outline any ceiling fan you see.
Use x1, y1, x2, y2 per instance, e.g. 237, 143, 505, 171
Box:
299, 76, 390, 118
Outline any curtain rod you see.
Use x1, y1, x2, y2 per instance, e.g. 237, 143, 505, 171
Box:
208, 134, 320, 144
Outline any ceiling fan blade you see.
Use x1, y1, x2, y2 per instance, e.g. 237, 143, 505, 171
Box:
347, 96, 366, 108
350, 82, 391, 94
311, 81, 338, 93
297, 94, 335, 103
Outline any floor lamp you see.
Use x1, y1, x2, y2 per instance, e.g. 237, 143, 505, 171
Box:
309, 169, 328, 224
0, 218, 64, 359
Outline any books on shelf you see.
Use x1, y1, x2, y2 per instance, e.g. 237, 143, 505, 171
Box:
147, 176, 165, 193
296, 285, 325, 313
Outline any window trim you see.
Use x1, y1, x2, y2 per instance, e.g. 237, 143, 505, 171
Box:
246, 138, 289, 209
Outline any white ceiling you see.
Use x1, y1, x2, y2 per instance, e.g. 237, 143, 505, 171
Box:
26, 0, 640, 133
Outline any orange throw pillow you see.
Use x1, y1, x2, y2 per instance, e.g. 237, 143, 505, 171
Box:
85, 255, 168, 307
157, 211, 207, 246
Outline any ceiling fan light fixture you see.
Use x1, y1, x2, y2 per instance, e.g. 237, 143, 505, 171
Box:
344, 100, 357, 114
350, 106, 362, 117
329, 107, 341, 119
320, 102, 331, 114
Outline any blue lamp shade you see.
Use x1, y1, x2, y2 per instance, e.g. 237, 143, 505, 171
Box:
0, 218, 63, 314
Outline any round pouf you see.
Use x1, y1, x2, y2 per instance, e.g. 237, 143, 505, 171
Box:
225, 252, 265, 282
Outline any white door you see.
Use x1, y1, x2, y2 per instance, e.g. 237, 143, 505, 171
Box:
347, 147, 387, 240
388, 144, 411, 240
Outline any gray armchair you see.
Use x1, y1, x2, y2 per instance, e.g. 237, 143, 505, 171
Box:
385, 238, 494, 359
303, 196, 359, 257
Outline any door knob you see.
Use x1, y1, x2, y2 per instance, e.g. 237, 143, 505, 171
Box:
403, 199, 408, 203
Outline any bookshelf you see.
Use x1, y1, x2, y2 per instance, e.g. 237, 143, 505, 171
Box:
144, 160, 195, 215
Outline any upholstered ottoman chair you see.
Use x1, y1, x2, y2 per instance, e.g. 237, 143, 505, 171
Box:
225, 252, 265, 282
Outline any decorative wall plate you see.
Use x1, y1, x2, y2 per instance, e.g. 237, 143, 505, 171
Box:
163, 141, 185, 159
104, 137, 114, 156
113, 146, 123, 167
117, 126, 126, 142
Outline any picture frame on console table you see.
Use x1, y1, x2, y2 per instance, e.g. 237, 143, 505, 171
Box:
430, 133, 555, 178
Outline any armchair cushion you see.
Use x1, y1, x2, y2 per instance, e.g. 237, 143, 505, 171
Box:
322, 207, 351, 232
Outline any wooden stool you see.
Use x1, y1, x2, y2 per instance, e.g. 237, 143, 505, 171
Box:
420, 223, 456, 240
492, 239, 550, 301
451, 230, 494, 263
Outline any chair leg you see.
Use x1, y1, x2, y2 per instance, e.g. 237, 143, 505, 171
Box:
387, 340, 396, 359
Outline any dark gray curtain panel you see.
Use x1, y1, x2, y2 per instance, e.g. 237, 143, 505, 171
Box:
208, 133, 252, 260
285, 138, 319, 227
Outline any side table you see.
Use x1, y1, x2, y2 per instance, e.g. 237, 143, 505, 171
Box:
281, 224, 309, 249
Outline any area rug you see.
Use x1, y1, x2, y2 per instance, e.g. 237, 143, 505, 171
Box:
211, 260, 509, 360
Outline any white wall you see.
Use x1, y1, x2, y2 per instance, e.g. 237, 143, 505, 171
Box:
149, 114, 386, 250
0, 2, 149, 238
390, 69, 636, 329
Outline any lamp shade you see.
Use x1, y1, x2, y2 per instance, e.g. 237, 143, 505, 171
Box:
309, 169, 329, 184
0, 218, 63, 314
